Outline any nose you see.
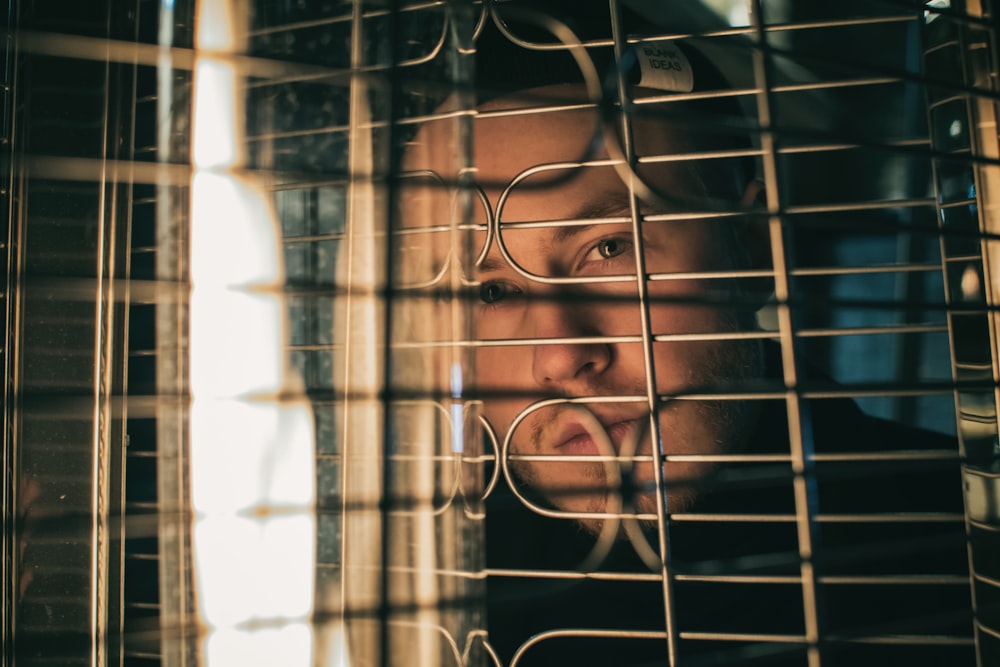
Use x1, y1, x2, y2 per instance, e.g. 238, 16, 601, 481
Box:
530, 289, 611, 386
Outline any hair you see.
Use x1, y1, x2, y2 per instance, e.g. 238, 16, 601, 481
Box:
475, 2, 759, 204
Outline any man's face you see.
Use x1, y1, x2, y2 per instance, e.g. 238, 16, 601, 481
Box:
406, 85, 764, 531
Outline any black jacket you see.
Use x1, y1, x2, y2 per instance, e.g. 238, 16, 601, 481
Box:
485, 388, 973, 667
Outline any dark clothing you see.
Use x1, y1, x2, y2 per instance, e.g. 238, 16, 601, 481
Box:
485, 388, 974, 666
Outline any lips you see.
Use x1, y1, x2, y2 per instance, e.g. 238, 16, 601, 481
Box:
552, 414, 646, 457
553, 422, 602, 456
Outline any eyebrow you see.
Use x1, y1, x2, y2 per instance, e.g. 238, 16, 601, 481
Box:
477, 256, 507, 274
569, 192, 634, 226
477, 192, 636, 275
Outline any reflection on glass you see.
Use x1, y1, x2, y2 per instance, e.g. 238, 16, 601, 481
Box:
188, 2, 316, 665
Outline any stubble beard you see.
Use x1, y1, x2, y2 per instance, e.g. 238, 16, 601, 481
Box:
509, 332, 763, 537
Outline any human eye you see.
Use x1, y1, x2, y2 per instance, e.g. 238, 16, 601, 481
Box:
479, 280, 520, 305
582, 236, 634, 264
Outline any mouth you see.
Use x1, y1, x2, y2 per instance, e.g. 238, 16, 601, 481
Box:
552, 414, 646, 457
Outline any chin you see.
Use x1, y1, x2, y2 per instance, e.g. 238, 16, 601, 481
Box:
503, 334, 765, 536
511, 456, 707, 538
573, 474, 707, 538
510, 401, 756, 538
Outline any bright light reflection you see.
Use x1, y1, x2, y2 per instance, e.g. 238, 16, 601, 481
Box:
189, 2, 317, 665
191, 61, 240, 169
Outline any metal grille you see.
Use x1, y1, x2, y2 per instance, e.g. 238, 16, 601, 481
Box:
468, 2, 988, 666
5, 0, 481, 665
3, 1, 999, 666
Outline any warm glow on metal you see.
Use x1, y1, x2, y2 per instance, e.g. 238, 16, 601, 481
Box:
189, 1, 317, 665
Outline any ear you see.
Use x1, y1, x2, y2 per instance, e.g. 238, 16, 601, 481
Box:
740, 177, 765, 209
736, 178, 773, 311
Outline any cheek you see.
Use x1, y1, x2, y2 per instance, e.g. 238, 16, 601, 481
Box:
475, 345, 531, 387
474, 346, 532, 430
647, 278, 729, 331
648, 311, 747, 407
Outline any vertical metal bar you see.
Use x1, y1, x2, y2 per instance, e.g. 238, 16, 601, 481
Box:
748, 2, 824, 665
380, 2, 401, 662
341, 2, 389, 665
156, 1, 197, 663
90, 6, 118, 664
1, 1, 18, 663
922, 1, 1000, 665
606, 1, 679, 664
102, 4, 145, 660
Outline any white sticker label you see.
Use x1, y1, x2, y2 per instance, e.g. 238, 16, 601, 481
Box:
635, 41, 694, 92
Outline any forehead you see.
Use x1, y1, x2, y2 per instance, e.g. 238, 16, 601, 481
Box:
482, 86, 701, 195
398, 85, 741, 279
404, 85, 707, 219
